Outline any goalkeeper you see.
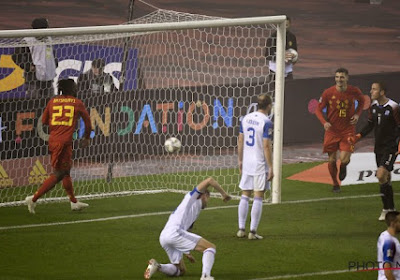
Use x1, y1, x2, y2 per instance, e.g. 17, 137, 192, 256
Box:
350, 82, 400, 221
144, 177, 231, 280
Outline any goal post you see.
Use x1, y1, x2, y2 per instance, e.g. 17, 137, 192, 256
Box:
0, 11, 286, 206
272, 20, 286, 204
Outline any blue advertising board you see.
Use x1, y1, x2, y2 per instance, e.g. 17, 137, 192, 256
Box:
0, 44, 138, 99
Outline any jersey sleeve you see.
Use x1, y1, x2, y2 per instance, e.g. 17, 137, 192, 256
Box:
263, 119, 273, 139
189, 187, 203, 199
359, 106, 374, 137
393, 103, 400, 128
315, 91, 328, 126
382, 239, 396, 263
184, 187, 203, 207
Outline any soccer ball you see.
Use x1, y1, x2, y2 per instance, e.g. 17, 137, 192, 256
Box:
286, 48, 298, 63
164, 137, 182, 153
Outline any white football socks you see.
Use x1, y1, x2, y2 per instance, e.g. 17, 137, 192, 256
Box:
202, 247, 216, 277
238, 195, 249, 230
250, 197, 263, 233
159, 264, 180, 276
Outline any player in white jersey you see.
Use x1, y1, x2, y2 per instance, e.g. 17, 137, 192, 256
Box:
144, 177, 231, 280
237, 93, 273, 240
377, 211, 400, 280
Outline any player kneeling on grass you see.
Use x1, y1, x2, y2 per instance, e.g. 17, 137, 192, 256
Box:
25, 79, 92, 214
144, 177, 231, 280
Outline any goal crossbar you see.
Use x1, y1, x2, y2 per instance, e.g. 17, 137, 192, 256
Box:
0, 13, 286, 205
0, 15, 287, 38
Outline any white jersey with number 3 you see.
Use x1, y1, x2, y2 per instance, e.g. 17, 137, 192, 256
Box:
240, 112, 273, 175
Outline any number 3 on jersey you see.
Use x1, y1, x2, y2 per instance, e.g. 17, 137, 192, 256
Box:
51, 105, 75, 126
246, 127, 255, 146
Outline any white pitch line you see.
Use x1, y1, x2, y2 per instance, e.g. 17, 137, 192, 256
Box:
248, 269, 353, 280
0, 211, 172, 231
0, 193, 382, 231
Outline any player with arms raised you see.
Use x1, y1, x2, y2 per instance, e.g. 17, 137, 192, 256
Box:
237, 93, 273, 240
25, 79, 92, 213
315, 68, 364, 193
144, 177, 231, 280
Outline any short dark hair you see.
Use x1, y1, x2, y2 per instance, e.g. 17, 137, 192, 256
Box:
335, 67, 349, 76
385, 211, 400, 226
92, 58, 105, 69
258, 93, 272, 110
373, 81, 387, 94
58, 79, 77, 96
31, 18, 49, 29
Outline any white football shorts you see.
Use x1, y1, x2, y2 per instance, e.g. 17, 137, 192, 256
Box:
159, 226, 202, 264
239, 172, 270, 191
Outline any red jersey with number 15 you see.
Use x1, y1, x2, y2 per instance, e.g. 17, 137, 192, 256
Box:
315, 85, 364, 135
42, 95, 92, 143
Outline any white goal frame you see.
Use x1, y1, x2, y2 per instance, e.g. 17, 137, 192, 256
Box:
0, 15, 286, 204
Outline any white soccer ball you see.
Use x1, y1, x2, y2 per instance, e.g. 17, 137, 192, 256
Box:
286, 48, 298, 63
164, 137, 182, 153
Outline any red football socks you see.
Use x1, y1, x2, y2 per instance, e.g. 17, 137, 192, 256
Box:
33, 175, 59, 202
62, 175, 77, 203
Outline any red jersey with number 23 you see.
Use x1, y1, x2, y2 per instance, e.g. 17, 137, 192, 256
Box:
42, 95, 92, 143
316, 85, 364, 135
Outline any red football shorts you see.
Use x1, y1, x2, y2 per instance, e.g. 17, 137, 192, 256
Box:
323, 131, 355, 153
48, 141, 73, 170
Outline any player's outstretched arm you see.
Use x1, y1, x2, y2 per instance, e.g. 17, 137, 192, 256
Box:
197, 177, 231, 202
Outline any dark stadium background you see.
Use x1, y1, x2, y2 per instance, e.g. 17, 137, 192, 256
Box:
1, 0, 399, 148
1, 0, 399, 79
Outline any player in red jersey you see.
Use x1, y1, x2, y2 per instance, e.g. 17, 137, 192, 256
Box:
25, 79, 92, 213
315, 68, 365, 193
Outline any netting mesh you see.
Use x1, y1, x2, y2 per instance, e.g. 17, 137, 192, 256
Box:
0, 9, 279, 206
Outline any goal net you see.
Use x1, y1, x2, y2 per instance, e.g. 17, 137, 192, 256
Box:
0, 10, 286, 206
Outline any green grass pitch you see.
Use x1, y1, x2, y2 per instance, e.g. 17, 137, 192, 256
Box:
0, 162, 393, 280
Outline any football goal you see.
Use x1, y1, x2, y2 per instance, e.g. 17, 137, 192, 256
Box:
0, 9, 287, 206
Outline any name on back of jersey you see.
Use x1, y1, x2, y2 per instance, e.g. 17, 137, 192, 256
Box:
247, 119, 260, 126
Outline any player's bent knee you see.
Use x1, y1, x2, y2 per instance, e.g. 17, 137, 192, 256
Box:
195, 238, 216, 252
377, 175, 387, 184
242, 190, 252, 197
254, 191, 264, 198
377, 168, 389, 183
207, 241, 216, 250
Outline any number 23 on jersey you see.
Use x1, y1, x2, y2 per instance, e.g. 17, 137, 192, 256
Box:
51, 105, 75, 126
